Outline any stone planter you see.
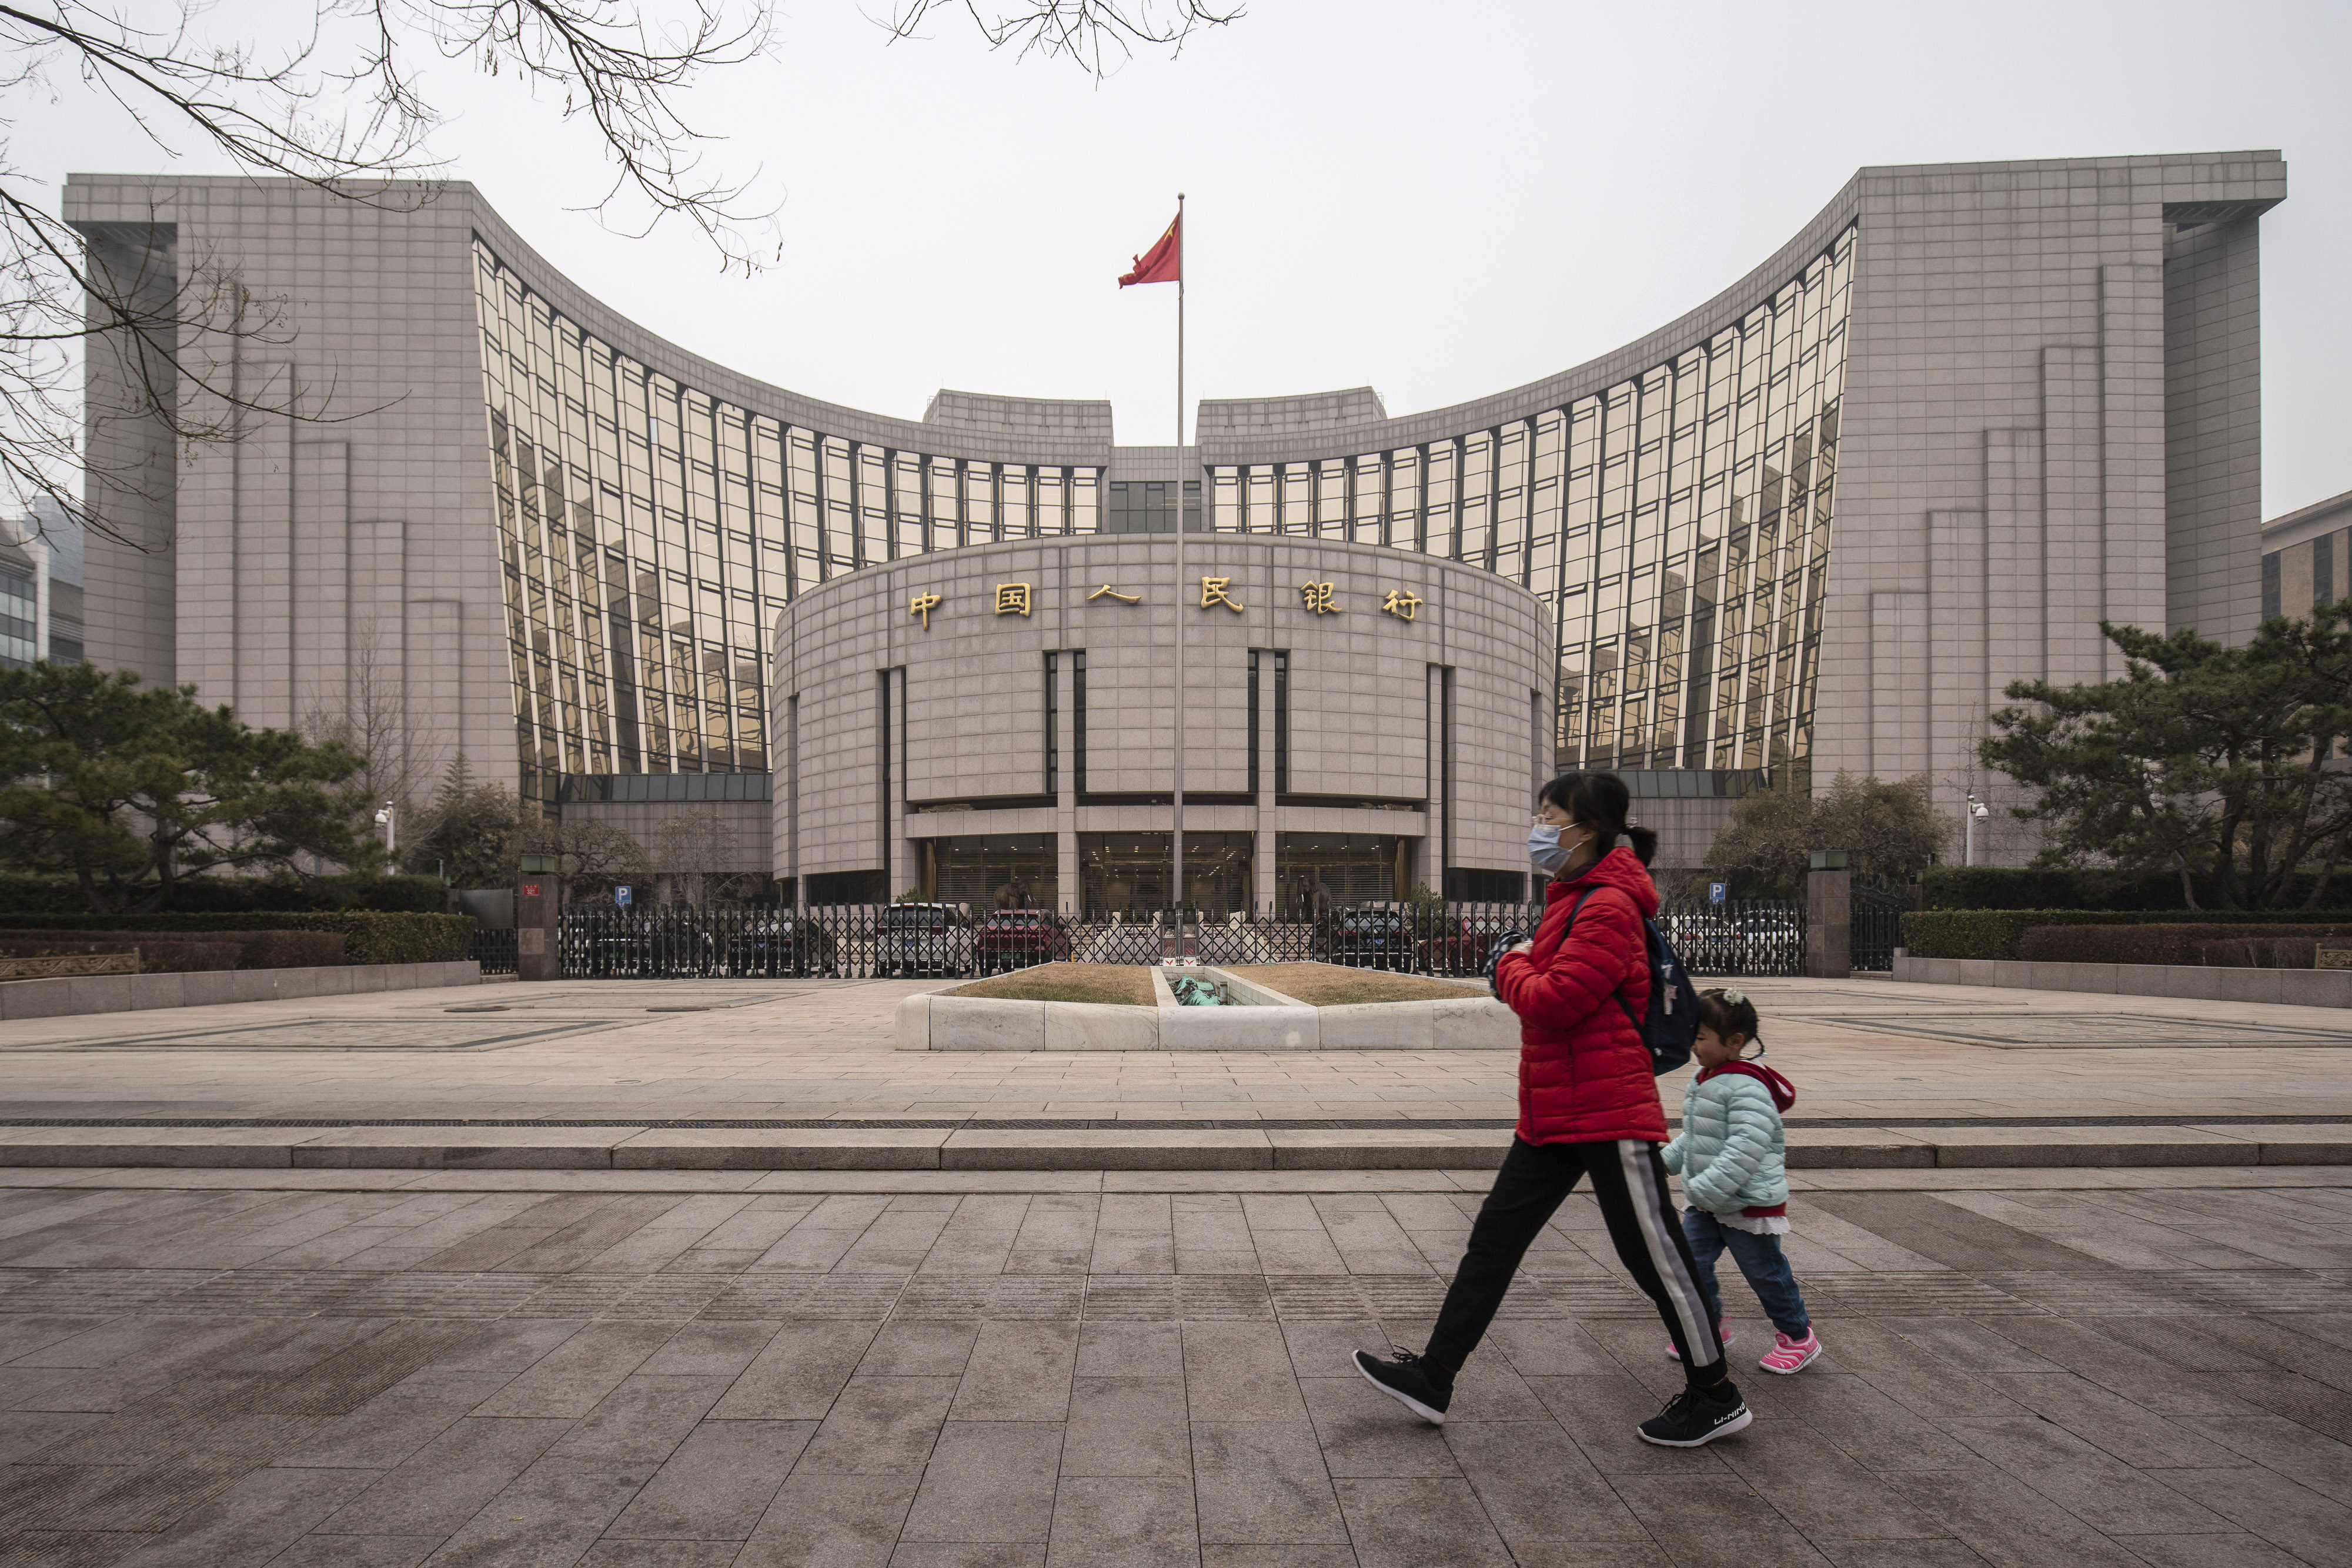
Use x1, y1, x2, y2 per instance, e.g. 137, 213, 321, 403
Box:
897, 967, 1518, 1051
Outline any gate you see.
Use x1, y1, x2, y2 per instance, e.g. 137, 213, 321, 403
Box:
540, 897, 1809, 981
1849, 879, 1911, 972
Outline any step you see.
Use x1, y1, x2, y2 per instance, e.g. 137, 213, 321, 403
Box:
0, 1124, 2340, 1172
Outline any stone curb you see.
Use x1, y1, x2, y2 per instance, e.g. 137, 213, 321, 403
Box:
0, 960, 484, 1020
0, 1125, 2341, 1172
897, 968, 1513, 1051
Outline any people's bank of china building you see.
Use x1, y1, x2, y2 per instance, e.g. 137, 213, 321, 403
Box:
68, 151, 2283, 908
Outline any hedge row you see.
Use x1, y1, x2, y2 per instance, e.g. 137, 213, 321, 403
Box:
0, 912, 475, 965
1899, 908, 2352, 961
0, 937, 245, 972
0, 873, 452, 915
2016, 922, 2352, 967
1918, 866, 2348, 911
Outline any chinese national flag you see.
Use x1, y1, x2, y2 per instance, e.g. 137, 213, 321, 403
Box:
1118, 214, 1181, 287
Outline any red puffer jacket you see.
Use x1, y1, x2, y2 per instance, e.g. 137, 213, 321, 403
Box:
1492, 847, 1666, 1145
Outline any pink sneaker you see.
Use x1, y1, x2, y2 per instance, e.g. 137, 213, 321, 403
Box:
1663, 1320, 1733, 1360
1758, 1328, 1821, 1375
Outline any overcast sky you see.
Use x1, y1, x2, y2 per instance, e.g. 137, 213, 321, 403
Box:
20, 0, 2352, 514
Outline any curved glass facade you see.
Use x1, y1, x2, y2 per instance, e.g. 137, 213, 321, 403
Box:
472, 242, 1105, 804
1207, 226, 1854, 777
477, 225, 1850, 803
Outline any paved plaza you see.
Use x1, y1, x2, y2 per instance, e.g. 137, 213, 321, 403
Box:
0, 977, 2343, 1563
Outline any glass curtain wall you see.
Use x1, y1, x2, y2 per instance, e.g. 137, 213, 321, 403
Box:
473, 243, 1105, 807
1206, 228, 1854, 781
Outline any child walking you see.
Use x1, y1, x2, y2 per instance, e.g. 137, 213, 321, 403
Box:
1662, 988, 1821, 1374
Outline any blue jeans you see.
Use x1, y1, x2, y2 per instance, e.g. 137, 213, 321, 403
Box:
1682, 1207, 1810, 1338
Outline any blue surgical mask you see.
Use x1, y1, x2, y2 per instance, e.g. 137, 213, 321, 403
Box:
1528, 824, 1571, 873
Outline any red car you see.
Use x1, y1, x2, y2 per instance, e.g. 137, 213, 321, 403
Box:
974, 911, 1073, 973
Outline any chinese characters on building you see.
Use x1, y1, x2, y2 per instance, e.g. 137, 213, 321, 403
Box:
906, 576, 1428, 627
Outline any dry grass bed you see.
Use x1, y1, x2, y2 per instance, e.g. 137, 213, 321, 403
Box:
1228, 962, 1491, 1007
949, 962, 1157, 1007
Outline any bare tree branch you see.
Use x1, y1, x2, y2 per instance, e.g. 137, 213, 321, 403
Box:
880, 0, 1242, 76
0, 0, 1241, 547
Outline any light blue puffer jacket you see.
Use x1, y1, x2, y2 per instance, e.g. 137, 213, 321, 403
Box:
1661, 1068, 1789, 1215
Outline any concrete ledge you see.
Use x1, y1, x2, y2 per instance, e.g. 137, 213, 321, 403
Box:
0, 1123, 2336, 1171
1895, 954, 2352, 1007
0, 960, 483, 1020
896, 967, 1518, 1051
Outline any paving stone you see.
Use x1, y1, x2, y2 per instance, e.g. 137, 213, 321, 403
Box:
1061, 1378, 1188, 1477
795, 1377, 959, 1475
899, 1421, 1061, 1543
605, 1418, 815, 1541
1044, 1475, 1197, 1568
736, 1471, 918, 1566
1331, 1476, 1514, 1567
1190, 1422, 1347, 1544
313, 1416, 572, 1538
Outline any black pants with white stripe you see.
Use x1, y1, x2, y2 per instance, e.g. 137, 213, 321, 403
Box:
1423, 1136, 1729, 1388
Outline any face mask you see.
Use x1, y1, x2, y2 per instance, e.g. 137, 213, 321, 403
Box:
1527, 824, 1571, 873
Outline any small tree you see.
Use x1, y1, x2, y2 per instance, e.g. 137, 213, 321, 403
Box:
302, 621, 446, 842
652, 808, 733, 904
0, 663, 376, 912
1703, 771, 1950, 898
403, 755, 522, 890
1982, 607, 2352, 910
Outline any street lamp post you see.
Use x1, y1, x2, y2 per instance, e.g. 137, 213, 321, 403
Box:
373, 803, 397, 860
1965, 793, 1989, 866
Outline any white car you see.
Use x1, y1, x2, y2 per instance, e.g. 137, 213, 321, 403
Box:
878, 904, 975, 976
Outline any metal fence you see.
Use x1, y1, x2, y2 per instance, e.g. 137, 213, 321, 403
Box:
533, 897, 1810, 981
1848, 880, 1912, 972
470, 927, 517, 976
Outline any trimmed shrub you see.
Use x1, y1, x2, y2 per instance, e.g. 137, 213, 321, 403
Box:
1902, 908, 2352, 961
236, 930, 348, 969
2197, 937, 2323, 969
2015, 924, 2351, 967
0, 933, 246, 972
0, 873, 452, 916
1918, 866, 2347, 912
0, 912, 475, 965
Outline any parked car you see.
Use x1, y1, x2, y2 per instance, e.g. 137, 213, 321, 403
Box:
1417, 910, 1522, 976
1323, 905, 1412, 969
1661, 911, 1745, 975
878, 903, 975, 977
974, 911, 1072, 973
723, 914, 840, 977
565, 910, 716, 977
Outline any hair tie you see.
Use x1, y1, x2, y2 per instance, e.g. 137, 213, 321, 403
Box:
1720, 988, 1745, 1004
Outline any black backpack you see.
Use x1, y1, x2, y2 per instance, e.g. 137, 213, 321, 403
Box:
1560, 888, 1699, 1076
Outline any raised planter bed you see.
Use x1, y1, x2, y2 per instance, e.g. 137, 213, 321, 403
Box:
901, 962, 1515, 1052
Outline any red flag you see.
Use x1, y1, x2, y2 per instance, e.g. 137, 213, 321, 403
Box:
1118, 214, 1181, 287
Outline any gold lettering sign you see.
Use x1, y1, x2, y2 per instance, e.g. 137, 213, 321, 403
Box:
1087, 584, 1141, 604
1381, 588, 1423, 622
1299, 581, 1342, 615
908, 591, 941, 630
1200, 577, 1245, 613
994, 583, 1033, 617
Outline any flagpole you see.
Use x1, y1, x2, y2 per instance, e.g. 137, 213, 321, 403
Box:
1171, 192, 1187, 941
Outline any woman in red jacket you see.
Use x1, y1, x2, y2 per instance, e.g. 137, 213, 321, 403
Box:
1355, 772, 1752, 1449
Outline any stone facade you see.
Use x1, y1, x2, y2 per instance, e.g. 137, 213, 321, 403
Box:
775, 536, 1550, 910
2261, 488, 2352, 621
67, 151, 2288, 883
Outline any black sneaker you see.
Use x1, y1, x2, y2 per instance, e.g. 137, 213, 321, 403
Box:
1352, 1348, 1452, 1425
1636, 1381, 1752, 1447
